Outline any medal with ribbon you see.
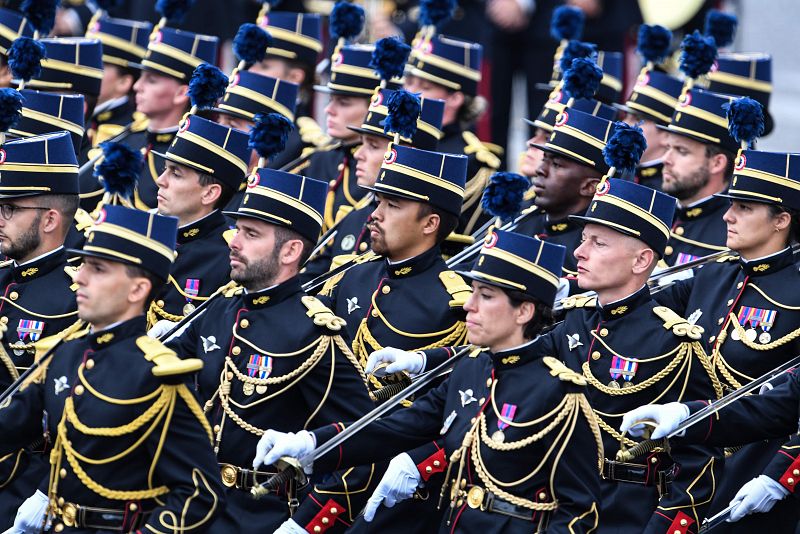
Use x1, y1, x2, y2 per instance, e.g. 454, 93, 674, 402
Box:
244, 354, 273, 395
675, 252, 700, 265
609, 355, 638, 389
17, 319, 44, 343
183, 278, 200, 315
492, 403, 517, 443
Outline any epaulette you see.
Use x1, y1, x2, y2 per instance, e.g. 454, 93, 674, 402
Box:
92, 123, 125, 147
224, 284, 244, 298
74, 208, 95, 232
523, 187, 536, 202
462, 131, 501, 169
130, 111, 149, 133
222, 228, 236, 246
301, 295, 347, 332
468, 346, 488, 358
136, 336, 203, 377
64, 266, 79, 292
297, 116, 333, 147
543, 356, 587, 386
652, 306, 704, 340
320, 252, 380, 296
444, 232, 474, 246
333, 204, 354, 224
439, 271, 472, 309
560, 294, 597, 310
716, 254, 738, 263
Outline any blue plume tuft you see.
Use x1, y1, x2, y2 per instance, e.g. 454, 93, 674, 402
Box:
329, 1, 365, 41
0, 89, 23, 133
723, 97, 764, 147
21, 0, 58, 35
233, 23, 272, 65
704, 10, 737, 48
603, 122, 647, 172
550, 5, 584, 41
8, 37, 45, 82
249, 112, 294, 159
563, 57, 602, 100
384, 90, 420, 139
370, 37, 411, 82
155, 0, 196, 23
419, 0, 456, 27
679, 30, 717, 79
95, 142, 142, 199
559, 40, 596, 74
481, 172, 530, 221
188, 64, 228, 110
637, 24, 672, 65
95, 0, 123, 10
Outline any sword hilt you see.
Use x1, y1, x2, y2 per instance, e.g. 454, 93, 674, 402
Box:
615, 438, 663, 462
250, 458, 307, 499
369, 374, 412, 402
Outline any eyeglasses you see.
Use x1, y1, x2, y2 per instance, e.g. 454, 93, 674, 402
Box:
0, 204, 49, 220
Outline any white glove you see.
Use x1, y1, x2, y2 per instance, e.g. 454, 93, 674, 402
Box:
7, 490, 49, 534
620, 402, 690, 439
252, 429, 315, 474
365, 348, 425, 377
147, 319, 177, 339
728, 475, 789, 522
273, 518, 306, 534
555, 278, 570, 302
363, 453, 421, 522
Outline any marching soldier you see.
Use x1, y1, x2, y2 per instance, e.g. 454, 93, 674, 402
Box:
255, 231, 605, 533
1, 204, 225, 532
534, 109, 723, 533
0, 131, 83, 528
146, 114, 250, 328
252, 11, 330, 171
653, 104, 800, 531
165, 169, 377, 532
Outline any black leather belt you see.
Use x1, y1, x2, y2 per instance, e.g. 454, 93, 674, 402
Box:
219, 463, 280, 490
58, 502, 150, 530
602, 458, 674, 496
464, 485, 538, 521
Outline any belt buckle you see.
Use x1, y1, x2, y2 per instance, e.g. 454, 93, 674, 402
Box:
62, 502, 78, 527
220, 464, 238, 488
466, 486, 484, 509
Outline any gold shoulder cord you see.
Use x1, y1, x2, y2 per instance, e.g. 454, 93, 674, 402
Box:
444, 378, 603, 513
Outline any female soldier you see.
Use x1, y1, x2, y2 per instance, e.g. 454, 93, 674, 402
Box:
255, 231, 604, 533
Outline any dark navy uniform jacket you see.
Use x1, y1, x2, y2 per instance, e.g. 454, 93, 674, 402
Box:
0, 316, 225, 533
655, 247, 800, 532
541, 286, 723, 534
312, 341, 603, 533
663, 195, 729, 266
148, 210, 232, 328
168, 276, 377, 533
635, 160, 664, 192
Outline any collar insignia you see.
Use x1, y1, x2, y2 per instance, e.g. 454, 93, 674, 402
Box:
394, 266, 412, 276
752, 263, 770, 272
610, 306, 628, 315
21, 268, 38, 277
252, 296, 270, 305
501, 355, 520, 365
96, 333, 114, 344
182, 228, 200, 238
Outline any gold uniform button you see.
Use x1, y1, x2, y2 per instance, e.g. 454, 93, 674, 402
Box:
156, 300, 165, 308
680, 519, 688, 527
486, 378, 492, 387
538, 491, 547, 500
674, 227, 684, 236
591, 351, 601, 360
381, 286, 391, 294
726, 299, 734, 306
736, 282, 744, 289
213, 425, 221, 433
85, 359, 95, 370
371, 309, 379, 317
240, 319, 249, 329
314, 527, 321, 533
709, 336, 716, 344
57, 497, 65, 506
650, 457, 658, 464
358, 242, 368, 252
328, 180, 337, 187
793, 469, 800, 476
718, 317, 724, 325
129, 503, 138, 512
599, 328, 609, 337
478, 397, 485, 404
0, 316, 7, 324
9, 291, 18, 301
60, 468, 67, 478
330, 507, 338, 514
232, 346, 241, 356
664, 246, 674, 256
425, 466, 433, 473
74, 385, 84, 396
322, 517, 330, 525
54, 525, 64, 533
674, 530, 681, 534
337, 163, 344, 171
433, 460, 441, 467
470, 417, 476, 424
788, 478, 795, 486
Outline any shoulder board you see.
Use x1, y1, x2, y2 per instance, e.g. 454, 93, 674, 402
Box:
64, 266, 79, 292
468, 346, 488, 358
297, 116, 333, 147
542, 356, 587, 386
224, 285, 244, 298
130, 111, 149, 133
320, 252, 380, 295
136, 336, 203, 377
560, 294, 597, 310
523, 188, 536, 202
74, 208, 95, 232
333, 204, 354, 224
92, 123, 126, 148
439, 271, 472, 309
301, 295, 347, 332
716, 254, 738, 263
652, 306, 704, 340
222, 228, 236, 246
461, 131, 501, 169
444, 232, 475, 246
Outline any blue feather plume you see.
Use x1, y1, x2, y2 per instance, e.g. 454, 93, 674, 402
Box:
21, 0, 58, 35
637, 24, 672, 65
481, 172, 530, 221
384, 90, 420, 139
370, 37, 411, 82
723, 97, 764, 148
0, 89, 23, 133
188, 64, 228, 110
419, 0, 456, 28
603, 122, 647, 172
559, 40, 596, 74
563, 57, 602, 101
329, 1, 365, 41
249, 112, 294, 159
233, 23, 272, 65
155, 0, 196, 24
550, 5, 584, 41
679, 30, 717, 79
95, 142, 142, 200
8, 37, 46, 82
704, 10, 737, 48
